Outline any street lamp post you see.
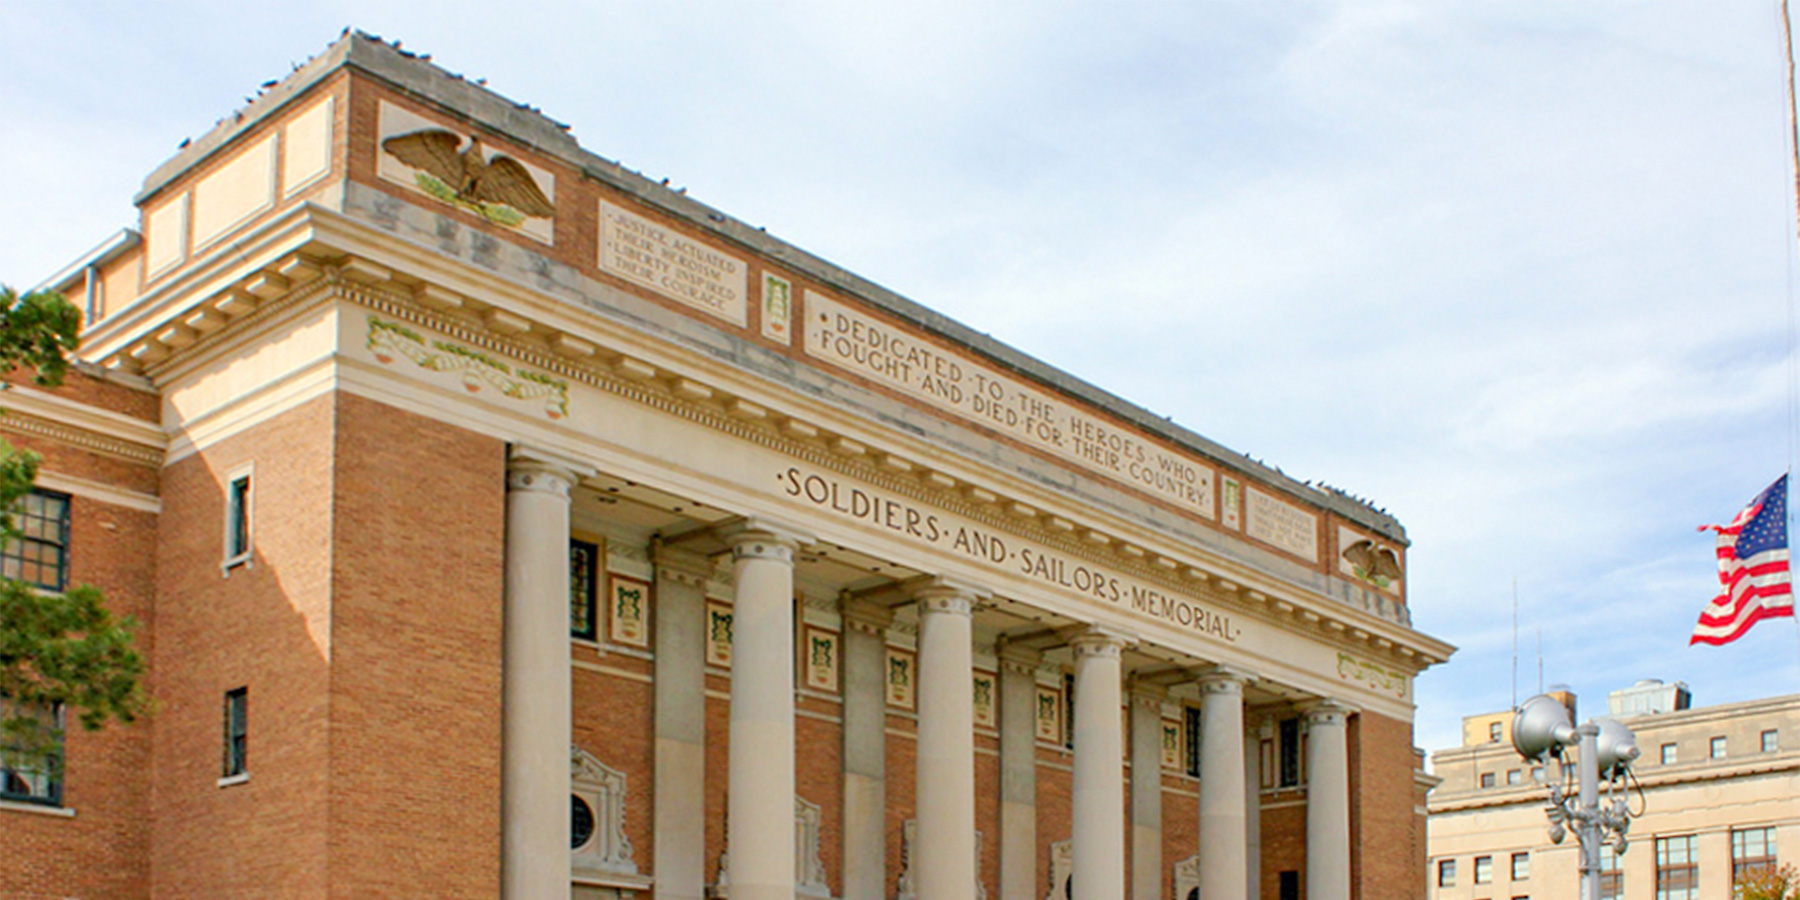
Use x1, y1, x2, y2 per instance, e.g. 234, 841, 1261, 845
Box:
1511, 694, 1641, 900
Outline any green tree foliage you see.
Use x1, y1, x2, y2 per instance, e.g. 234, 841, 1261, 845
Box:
0, 286, 145, 776
1739, 865, 1800, 900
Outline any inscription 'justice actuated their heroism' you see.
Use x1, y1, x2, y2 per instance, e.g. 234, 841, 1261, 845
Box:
805, 293, 1213, 517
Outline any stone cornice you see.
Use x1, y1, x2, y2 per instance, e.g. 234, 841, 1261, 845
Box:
82, 202, 1452, 676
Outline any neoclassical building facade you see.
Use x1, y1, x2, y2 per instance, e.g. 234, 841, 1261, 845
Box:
0, 32, 1452, 900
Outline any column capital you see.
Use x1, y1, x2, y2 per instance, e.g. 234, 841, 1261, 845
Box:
719, 518, 814, 563
651, 541, 716, 588
1303, 699, 1357, 726
505, 445, 592, 497
1195, 665, 1256, 695
1128, 680, 1168, 709
913, 576, 990, 617
841, 597, 895, 636
995, 639, 1042, 675
1066, 624, 1134, 659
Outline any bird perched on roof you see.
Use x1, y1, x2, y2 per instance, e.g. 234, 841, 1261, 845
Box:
381, 128, 555, 219
1341, 538, 1403, 584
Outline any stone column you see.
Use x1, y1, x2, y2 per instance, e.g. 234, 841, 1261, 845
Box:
725, 522, 809, 900
1197, 669, 1251, 900
503, 450, 585, 900
915, 579, 985, 900
1071, 627, 1131, 900
1245, 711, 1263, 900
841, 598, 895, 900
654, 548, 711, 900
1305, 701, 1354, 900
997, 640, 1042, 900
1128, 683, 1165, 900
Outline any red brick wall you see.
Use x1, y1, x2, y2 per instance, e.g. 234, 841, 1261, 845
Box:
325, 392, 505, 897
151, 393, 336, 900
1350, 711, 1424, 900
0, 497, 158, 900
573, 650, 655, 878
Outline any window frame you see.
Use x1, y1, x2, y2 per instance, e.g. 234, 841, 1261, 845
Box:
1763, 729, 1780, 753
0, 488, 71, 593
1438, 859, 1457, 887
1661, 742, 1677, 765
1278, 716, 1302, 787
1480, 771, 1496, 788
222, 464, 254, 571
1710, 736, 1727, 759
1600, 842, 1624, 900
1183, 705, 1201, 779
1656, 834, 1698, 900
1512, 851, 1530, 881
0, 698, 63, 806
221, 687, 248, 782
1474, 855, 1493, 885
569, 539, 599, 641
1732, 826, 1777, 883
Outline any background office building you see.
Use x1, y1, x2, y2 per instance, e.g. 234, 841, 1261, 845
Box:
1428, 682, 1800, 900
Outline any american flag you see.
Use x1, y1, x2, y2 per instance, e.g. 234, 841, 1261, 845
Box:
1692, 474, 1795, 646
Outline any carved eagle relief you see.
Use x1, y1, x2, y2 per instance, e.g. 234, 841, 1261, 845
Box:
1341, 538, 1404, 585
380, 128, 555, 219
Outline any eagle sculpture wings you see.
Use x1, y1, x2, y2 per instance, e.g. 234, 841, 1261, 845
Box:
381, 129, 555, 219
1341, 538, 1403, 583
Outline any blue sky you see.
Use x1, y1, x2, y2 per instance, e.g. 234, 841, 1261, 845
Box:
4, 1, 1799, 757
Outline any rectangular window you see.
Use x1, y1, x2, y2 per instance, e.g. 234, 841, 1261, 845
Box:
0, 698, 62, 805
1600, 843, 1624, 900
1279, 716, 1301, 787
1474, 855, 1493, 884
1711, 736, 1728, 759
221, 687, 247, 779
1489, 720, 1503, 742
569, 539, 598, 640
223, 468, 252, 568
1656, 835, 1698, 900
1733, 826, 1777, 882
1661, 742, 1677, 765
1184, 706, 1201, 778
1279, 870, 1300, 900
1764, 729, 1780, 753
1438, 859, 1457, 887
1512, 852, 1530, 881
1063, 673, 1075, 749
1507, 768, 1522, 785
1480, 772, 1496, 788
1, 489, 70, 591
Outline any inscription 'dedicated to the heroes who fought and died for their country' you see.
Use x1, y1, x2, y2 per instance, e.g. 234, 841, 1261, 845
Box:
806, 293, 1216, 517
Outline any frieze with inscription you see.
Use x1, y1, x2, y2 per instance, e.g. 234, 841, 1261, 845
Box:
804, 292, 1214, 518
599, 201, 747, 325
776, 465, 1238, 644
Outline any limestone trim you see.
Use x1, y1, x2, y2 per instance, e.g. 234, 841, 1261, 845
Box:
571, 746, 639, 876
32, 471, 162, 514
840, 596, 895, 636
0, 407, 164, 467
134, 261, 1444, 685
325, 268, 1440, 671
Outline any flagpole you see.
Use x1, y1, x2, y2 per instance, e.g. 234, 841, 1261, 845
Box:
1781, 0, 1800, 681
